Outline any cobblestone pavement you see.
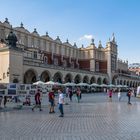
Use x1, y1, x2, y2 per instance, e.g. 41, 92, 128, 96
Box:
1, 93, 140, 140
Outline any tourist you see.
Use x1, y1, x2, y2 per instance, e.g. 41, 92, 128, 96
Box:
76, 87, 81, 103
65, 87, 69, 97
69, 88, 73, 101
127, 89, 132, 104
108, 89, 113, 101
32, 89, 42, 111
48, 89, 55, 113
118, 90, 121, 101
3, 96, 7, 107
58, 89, 64, 117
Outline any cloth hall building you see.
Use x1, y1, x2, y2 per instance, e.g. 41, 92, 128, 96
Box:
0, 18, 139, 87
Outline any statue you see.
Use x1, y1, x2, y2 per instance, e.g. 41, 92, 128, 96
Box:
5, 30, 18, 48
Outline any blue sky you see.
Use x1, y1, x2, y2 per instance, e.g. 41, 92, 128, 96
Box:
0, 0, 140, 64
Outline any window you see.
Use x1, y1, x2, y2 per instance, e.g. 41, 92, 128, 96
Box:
71, 61, 74, 68
33, 51, 37, 59
43, 56, 48, 64
54, 58, 58, 65
63, 60, 67, 67
95, 62, 99, 72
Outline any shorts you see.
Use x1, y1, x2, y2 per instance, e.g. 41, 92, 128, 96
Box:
49, 100, 54, 106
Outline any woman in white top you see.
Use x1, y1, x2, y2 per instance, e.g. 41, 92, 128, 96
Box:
118, 89, 121, 101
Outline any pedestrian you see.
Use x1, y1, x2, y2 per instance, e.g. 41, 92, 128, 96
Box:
69, 88, 73, 101
32, 89, 42, 111
76, 87, 81, 103
48, 89, 55, 113
0, 96, 3, 108
58, 89, 64, 117
4, 96, 7, 107
118, 90, 121, 101
65, 87, 69, 98
127, 89, 132, 105
108, 89, 113, 101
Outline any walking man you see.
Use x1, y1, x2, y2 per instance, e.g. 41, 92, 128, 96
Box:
58, 89, 64, 117
32, 89, 42, 111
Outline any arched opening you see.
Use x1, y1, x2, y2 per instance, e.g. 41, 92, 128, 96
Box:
127, 81, 129, 86
117, 79, 120, 85
97, 77, 102, 85
90, 76, 96, 84
120, 80, 123, 85
74, 74, 81, 84
24, 69, 37, 84
83, 76, 89, 83
130, 81, 133, 87
40, 70, 51, 82
65, 73, 72, 83
103, 78, 108, 84
53, 72, 62, 83
124, 80, 126, 85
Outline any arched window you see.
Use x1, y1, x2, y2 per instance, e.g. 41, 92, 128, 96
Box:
54, 58, 58, 66
71, 61, 74, 68
43, 56, 48, 64
95, 62, 99, 72
63, 60, 67, 67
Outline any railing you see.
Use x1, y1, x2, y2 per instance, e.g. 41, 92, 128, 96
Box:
118, 73, 140, 80
23, 57, 107, 77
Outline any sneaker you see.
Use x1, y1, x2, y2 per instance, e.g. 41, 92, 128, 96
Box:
40, 109, 42, 111
52, 111, 55, 113
32, 108, 34, 111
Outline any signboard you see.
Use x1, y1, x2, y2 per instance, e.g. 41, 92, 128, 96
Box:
7, 83, 17, 95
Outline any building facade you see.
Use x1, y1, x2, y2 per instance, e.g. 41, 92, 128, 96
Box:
0, 18, 140, 87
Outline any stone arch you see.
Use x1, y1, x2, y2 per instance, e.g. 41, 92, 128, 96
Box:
97, 77, 102, 85
40, 70, 51, 82
117, 79, 120, 85
120, 80, 123, 85
130, 81, 133, 87
53, 72, 63, 83
102, 78, 108, 84
90, 76, 96, 84
24, 69, 37, 84
132, 81, 135, 87
83, 75, 89, 83
74, 74, 82, 84
65, 73, 73, 83
123, 80, 126, 85
127, 81, 129, 86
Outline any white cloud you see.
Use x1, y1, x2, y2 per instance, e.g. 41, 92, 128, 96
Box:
79, 34, 94, 41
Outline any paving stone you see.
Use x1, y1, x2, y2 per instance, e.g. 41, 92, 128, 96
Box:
0, 93, 140, 140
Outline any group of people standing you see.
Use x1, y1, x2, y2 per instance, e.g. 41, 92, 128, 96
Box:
32, 88, 64, 117
31, 87, 82, 117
